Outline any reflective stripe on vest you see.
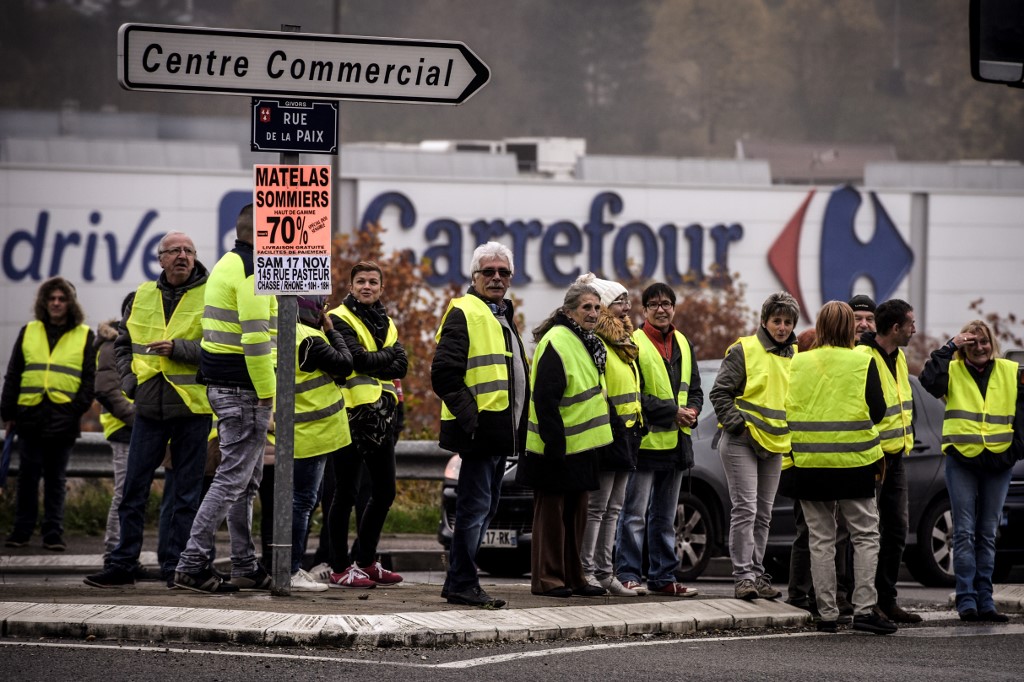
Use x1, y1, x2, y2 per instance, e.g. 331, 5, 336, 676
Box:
632, 327, 692, 449
731, 335, 794, 455
526, 325, 613, 455
941, 359, 1018, 457
435, 295, 512, 419
856, 345, 914, 455
786, 346, 883, 468
127, 281, 211, 415
293, 324, 351, 458
603, 338, 642, 428
329, 302, 399, 408
18, 321, 89, 406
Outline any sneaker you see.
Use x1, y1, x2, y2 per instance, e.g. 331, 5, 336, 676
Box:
584, 574, 603, 589
881, 603, 922, 624
816, 620, 838, 633
4, 532, 29, 548
600, 576, 638, 597
291, 569, 329, 592
308, 562, 333, 584
174, 567, 239, 594
132, 563, 163, 582
959, 608, 979, 622
735, 578, 758, 600
979, 610, 1009, 623
42, 533, 66, 552
359, 560, 403, 585
329, 564, 377, 589
231, 564, 272, 590
650, 582, 698, 598
754, 574, 781, 600
620, 580, 648, 595
84, 565, 135, 588
852, 606, 898, 635
447, 585, 507, 609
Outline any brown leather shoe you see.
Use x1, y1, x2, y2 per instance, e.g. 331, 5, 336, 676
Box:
882, 603, 922, 624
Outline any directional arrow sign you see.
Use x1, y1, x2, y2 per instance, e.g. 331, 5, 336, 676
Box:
118, 23, 490, 105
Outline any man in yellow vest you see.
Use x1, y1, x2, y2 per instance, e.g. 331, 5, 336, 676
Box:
616, 282, 702, 597
85, 231, 212, 588
432, 241, 529, 609
856, 298, 920, 623
2, 277, 95, 551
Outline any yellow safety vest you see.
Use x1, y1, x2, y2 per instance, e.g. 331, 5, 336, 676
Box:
329, 303, 399, 408
17, 321, 89, 406
293, 324, 352, 458
526, 325, 613, 455
942, 359, 1018, 457
436, 295, 513, 419
856, 345, 914, 455
127, 281, 210, 414
730, 335, 795, 455
603, 338, 642, 428
97, 346, 130, 439
787, 346, 883, 469
632, 327, 693, 449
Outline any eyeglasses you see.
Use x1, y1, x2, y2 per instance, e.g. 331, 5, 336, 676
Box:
475, 268, 512, 279
645, 301, 674, 311
159, 246, 196, 257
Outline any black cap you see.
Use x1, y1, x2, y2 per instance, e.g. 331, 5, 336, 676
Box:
848, 294, 876, 313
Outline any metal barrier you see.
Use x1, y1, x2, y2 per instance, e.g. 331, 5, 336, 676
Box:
1, 431, 451, 481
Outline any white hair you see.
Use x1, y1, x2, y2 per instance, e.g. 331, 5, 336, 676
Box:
469, 241, 514, 274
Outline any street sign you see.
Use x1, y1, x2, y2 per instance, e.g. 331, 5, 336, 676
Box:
251, 99, 338, 154
118, 23, 490, 105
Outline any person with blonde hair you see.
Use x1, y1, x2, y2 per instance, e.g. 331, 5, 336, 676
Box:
920, 319, 1023, 622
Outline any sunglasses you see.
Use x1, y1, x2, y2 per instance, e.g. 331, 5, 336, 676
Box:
475, 268, 512, 278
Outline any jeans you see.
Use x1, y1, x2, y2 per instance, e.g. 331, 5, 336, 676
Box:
944, 456, 1013, 613
291, 454, 328, 574
109, 413, 209, 576
875, 451, 909, 608
615, 468, 685, 590
12, 434, 75, 540
720, 434, 781, 582
177, 387, 271, 576
802, 497, 879, 621
103, 441, 131, 557
329, 439, 397, 569
446, 454, 506, 593
580, 470, 630, 580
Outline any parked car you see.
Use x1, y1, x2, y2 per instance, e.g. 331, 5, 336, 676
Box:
437, 358, 1024, 586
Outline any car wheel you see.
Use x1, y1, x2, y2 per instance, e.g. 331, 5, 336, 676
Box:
906, 496, 956, 587
476, 548, 530, 578
673, 492, 712, 582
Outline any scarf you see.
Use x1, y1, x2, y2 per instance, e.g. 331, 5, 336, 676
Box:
343, 292, 391, 349
594, 311, 639, 364
642, 321, 675, 362
557, 310, 607, 374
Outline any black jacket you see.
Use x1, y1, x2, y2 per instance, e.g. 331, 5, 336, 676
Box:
431, 289, 529, 459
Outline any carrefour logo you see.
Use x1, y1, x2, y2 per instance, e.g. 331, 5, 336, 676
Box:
769, 185, 914, 320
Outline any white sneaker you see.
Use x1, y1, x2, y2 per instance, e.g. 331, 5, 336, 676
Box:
290, 569, 328, 592
308, 562, 332, 584
584, 574, 603, 589
600, 576, 639, 597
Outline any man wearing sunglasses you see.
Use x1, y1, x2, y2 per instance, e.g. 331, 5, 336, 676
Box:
432, 241, 529, 608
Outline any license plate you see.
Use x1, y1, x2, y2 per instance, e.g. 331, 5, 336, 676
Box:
481, 529, 518, 548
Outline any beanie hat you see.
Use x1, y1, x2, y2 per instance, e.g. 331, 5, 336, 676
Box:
297, 295, 326, 327
576, 272, 628, 308
848, 294, 876, 313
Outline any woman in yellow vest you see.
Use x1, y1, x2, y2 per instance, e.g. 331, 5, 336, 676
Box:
710, 292, 799, 602
517, 281, 614, 598
786, 301, 895, 635
920, 320, 1023, 622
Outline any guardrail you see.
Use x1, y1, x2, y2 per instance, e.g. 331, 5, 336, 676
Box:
1, 431, 451, 481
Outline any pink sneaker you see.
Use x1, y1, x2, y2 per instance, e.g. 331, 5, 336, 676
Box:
360, 561, 404, 585
328, 564, 377, 589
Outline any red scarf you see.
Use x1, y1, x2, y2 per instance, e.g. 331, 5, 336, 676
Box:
642, 322, 674, 361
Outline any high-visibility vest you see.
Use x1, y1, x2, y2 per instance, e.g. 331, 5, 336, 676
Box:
856, 345, 914, 455
603, 338, 642, 428
729, 335, 795, 455
97, 344, 130, 439
632, 327, 693, 449
787, 346, 883, 469
127, 281, 210, 414
293, 324, 352, 458
942, 358, 1018, 457
526, 325, 613, 455
17, 321, 89, 406
435, 295, 514, 420
329, 302, 399, 408
201, 251, 277, 398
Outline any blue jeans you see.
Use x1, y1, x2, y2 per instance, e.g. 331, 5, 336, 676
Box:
177, 387, 271, 576
944, 456, 1013, 613
291, 454, 328, 574
12, 434, 75, 540
109, 413, 210, 576
615, 468, 685, 590
446, 454, 505, 593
